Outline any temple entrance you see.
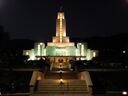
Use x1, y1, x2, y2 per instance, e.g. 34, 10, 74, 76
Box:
58, 59, 63, 63
36, 56, 85, 64
55, 57, 67, 63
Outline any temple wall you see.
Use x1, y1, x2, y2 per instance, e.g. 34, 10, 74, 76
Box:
23, 42, 98, 61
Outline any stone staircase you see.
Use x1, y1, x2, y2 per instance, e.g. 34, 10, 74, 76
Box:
35, 79, 88, 93
32, 62, 92, 96
52, 62, 70, 71
45, 71, 78, 79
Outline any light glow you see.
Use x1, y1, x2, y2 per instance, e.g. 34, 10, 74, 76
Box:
81, 44, 84, 56
26, 52, 29, 55
38, 45, 40, 55
122, 91, 127, 95
123, 50, 126, 54
56, 49, 67, 56
40, 43, 43, 45
60, 79, 63, 82
59, 14, 63, 42
93, 52, 96, 57
37, 76, 42, 80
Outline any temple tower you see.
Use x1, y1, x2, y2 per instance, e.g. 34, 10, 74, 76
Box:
47, 7, 75, 47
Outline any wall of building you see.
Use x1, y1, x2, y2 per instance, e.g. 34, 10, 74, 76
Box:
23, 42, 98, 61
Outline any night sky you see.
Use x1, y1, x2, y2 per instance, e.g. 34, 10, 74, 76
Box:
0, 0, 128, 41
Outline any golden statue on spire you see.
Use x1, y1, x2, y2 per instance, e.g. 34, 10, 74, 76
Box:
60, 6, 63, 12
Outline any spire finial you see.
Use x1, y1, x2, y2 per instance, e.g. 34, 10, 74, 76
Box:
60, 6, 63, 12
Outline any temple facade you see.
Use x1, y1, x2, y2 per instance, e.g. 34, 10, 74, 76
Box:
23, 9, 98, 61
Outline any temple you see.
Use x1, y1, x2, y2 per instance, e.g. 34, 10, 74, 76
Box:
23, 9, 98, 61
23, 8, 98, 96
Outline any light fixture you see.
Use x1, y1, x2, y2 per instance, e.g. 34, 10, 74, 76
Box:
40, 43, 43, 45
123, 50, 126, 54
122, 91, 127, 95
60, 79, 63, 82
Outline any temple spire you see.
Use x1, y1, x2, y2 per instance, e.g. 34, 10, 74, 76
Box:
59, 6, 63, 12
47, 8, 75, 47
56, 7, 66, 43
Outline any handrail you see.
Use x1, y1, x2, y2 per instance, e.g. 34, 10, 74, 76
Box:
29, 71, 38, 93
1, 93, 31, 96
37, 85, 87, 87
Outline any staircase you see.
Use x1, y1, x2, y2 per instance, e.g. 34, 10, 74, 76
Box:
36, 79, 88, 93
45, 71, 78, 79
32, 62, 92, 96
52, 62, 71, 71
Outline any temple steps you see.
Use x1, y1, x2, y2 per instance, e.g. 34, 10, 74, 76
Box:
35, 79, 88, 94
33, 93, 91, 96
37, 79, 87, 85
45, 71, 77, 79
52, 63, 71, 71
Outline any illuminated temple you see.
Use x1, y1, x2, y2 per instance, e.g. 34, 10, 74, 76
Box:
23, 9, 98, 61
23, 8, 97, 96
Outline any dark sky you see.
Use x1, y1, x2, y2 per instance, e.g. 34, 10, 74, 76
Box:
0, 0, 128, 41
